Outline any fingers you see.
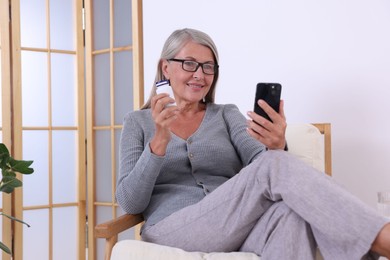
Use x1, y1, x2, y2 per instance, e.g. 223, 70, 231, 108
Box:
247, 99, 287, 149
246, 124, 285, 149
256, 99, 285, 123
151, 93, 175, 111
246, 120, 286, 149
278, 100, 286, 122
151, 94, 179, 127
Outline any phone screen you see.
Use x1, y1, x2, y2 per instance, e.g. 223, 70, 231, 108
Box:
254, 83, 282, 122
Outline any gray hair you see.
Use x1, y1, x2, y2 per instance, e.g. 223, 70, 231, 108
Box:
142, 28, 219, 109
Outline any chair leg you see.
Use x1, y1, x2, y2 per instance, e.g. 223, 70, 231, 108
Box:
105, 235, 118, 260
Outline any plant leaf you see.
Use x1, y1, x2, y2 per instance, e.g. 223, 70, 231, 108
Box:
0, 143, 10, 157
2, 169, 16, 177
9, 159, 34, 174
0, 178, 22, 193
1, 212, 31, 227
0, 241, 11, 255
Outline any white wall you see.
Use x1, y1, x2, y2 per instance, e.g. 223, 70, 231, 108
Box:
143, 0, 390, 209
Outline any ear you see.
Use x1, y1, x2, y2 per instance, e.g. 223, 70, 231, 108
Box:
161, 59, 170, 79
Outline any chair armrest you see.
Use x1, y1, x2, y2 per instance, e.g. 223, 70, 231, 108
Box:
95, 214, 144, 238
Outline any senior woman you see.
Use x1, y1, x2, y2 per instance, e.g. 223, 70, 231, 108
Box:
116, 28, 390, 259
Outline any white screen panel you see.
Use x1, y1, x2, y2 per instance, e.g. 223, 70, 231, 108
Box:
21, 51, 49, 126
23, 209, 49, 260
52, 131, 77, 204
20, 0, 47, 48
53, 207, 77, 260
93, 0, 110, 50
50, 0, 75, 51
22, 131, 49, 206
94, 53, 110, 126
95, 130, 112, 202
114, 0, 132, 47
51, 53, 77, 126
114, 51, 133, 125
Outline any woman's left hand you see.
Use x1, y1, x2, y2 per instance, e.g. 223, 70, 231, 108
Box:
246, 100, 287, 150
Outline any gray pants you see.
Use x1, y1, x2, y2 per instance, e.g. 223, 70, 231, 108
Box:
142, 151, 388, 259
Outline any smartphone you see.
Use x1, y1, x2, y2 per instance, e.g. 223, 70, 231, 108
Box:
253, 83, 282, 122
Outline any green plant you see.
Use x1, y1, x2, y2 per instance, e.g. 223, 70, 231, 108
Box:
0, 143, 34, 255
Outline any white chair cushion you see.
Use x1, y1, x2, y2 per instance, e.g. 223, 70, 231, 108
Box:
285, 123, 324, 172
111, 124, 325, 260
111, 240, 260, 260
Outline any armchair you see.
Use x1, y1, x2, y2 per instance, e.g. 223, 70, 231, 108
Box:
95, 123, 332, 260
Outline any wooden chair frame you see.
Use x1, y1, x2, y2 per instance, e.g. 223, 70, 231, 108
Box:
95, 123, 332, 260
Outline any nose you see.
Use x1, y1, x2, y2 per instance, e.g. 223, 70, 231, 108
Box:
193, 65, 204, 79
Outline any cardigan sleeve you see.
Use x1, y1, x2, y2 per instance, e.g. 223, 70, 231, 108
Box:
222, 104, 266, 166
115, 112, 164, 214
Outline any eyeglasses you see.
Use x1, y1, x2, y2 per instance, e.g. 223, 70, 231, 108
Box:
168, 58, 218, 75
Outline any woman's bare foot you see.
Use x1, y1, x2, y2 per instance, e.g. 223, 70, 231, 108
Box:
372, 223, 390, 259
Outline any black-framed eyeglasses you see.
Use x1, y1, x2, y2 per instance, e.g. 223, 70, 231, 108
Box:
168, 58, 219, 75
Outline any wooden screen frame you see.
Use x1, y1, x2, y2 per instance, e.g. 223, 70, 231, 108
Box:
85, 0, 144, 259
10, 0, 86, 259
1, 0, 13, 259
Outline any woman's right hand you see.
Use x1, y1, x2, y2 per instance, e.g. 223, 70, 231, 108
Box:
149, 93, 179, 155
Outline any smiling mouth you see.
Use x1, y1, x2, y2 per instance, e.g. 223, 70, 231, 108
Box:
187, 84, 203, 89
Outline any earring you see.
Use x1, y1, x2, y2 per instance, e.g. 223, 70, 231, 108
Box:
202, 97, 206, 103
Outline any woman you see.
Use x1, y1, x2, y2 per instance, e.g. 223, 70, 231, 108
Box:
116, 28, 390, 259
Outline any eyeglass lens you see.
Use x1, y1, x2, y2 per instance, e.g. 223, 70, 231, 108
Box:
183, 61, 216, 75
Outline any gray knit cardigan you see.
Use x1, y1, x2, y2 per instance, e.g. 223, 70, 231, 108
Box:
116, 103, 265, 229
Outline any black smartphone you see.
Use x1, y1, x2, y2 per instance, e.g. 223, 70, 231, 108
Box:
254, 83, 282, 122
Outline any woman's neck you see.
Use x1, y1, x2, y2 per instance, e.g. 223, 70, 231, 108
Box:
178, 102, 205, 116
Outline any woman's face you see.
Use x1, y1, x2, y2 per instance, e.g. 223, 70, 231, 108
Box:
162, 41, 215, 106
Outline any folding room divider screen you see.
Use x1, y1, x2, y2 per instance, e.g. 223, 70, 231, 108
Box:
0, 1, 143, 260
